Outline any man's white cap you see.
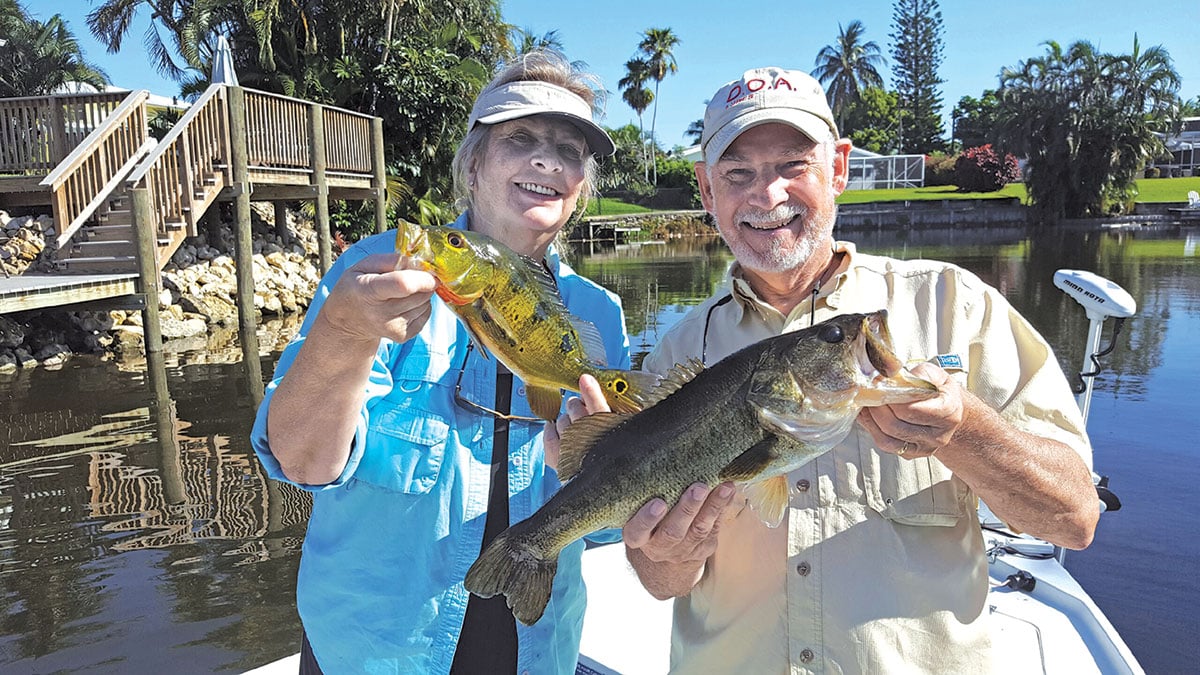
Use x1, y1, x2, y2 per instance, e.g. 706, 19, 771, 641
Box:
468, 80, 616, 157
701, 67, 838, 163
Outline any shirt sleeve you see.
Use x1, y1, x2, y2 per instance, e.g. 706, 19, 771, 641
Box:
249, 239, 399, 491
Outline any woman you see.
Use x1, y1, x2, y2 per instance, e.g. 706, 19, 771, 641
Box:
250, 51, 627, 674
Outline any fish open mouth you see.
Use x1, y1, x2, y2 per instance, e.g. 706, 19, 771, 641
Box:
394, 219, 429, 258
857, 311, 939, 399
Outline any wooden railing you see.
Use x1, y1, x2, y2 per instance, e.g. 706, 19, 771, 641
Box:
41, 90, 152, 247
0, 92, 127, 174
323, 107, 375, 174
245, 90, 311, 170
126, 84, 230, 254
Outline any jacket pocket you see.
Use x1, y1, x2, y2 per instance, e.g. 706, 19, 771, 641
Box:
857, 428, 972, 526
357, 397, 451, 494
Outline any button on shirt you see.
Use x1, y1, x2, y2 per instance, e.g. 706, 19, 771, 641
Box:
251, 212, 630, 674
644, 242, 1091, 674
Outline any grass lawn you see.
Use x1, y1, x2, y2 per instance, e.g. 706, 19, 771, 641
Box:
1129, 176, 1200, 202
590, 176, 1200, 215
835, 184, 1028, 205
583, 197, 652, 217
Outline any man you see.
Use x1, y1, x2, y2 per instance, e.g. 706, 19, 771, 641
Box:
563, 66, 1098, 673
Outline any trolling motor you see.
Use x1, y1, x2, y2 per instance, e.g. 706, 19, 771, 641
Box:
1053, 270, 1138, 423
1052, 270, 1137, 562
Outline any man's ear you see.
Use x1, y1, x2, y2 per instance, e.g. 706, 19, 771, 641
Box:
830, 139, 853, 196
695, 162, 715, 213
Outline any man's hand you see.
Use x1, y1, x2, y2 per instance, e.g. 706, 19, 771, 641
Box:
623, 482, 738, 599
858, 362, 963, 460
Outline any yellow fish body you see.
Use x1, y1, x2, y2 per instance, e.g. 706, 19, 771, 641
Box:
396, 220, 659, 419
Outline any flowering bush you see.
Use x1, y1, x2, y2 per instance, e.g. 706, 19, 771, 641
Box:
954, 144, 1021, 192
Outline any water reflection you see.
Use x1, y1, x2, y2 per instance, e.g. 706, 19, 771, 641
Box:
1, 224, 1196, 673
0, 317, 310, 672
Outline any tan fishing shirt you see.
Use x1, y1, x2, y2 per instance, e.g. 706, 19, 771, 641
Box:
642, 241, 1091, 675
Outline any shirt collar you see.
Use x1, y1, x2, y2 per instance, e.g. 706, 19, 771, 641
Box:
724, 240, 860, 318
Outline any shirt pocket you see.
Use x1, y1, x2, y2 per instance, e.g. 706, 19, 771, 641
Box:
857, 429, 972, 526
358, 393, 452, 495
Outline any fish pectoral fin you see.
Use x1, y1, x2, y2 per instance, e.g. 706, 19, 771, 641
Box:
718, 436, 783, 482
526, 386, 564, 421
558, 412, 624, 480
569, 316, 608, 367
744, 476, 790, 528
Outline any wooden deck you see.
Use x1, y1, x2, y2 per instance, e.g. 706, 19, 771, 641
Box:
0, 272, 139, 313
0, 86, 385, 352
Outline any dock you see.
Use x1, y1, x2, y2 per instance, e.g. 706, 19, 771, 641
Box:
1, 86, 386, 350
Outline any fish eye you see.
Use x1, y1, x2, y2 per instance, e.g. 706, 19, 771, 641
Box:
447, 233, 465, 249
612, 379, 627, 394
818, 324, 844, 343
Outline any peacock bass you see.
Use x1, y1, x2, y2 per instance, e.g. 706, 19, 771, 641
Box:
394, 220, 659, 420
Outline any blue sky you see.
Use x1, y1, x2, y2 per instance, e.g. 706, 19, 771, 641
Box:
34, 0, 1200, 149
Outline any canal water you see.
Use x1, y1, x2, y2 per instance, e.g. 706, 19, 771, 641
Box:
1, 224, 1196, 673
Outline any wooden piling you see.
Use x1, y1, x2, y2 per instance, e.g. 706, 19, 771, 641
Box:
227, 86, 256, 339
273, 200, 291, 245
129, 186, 163, 354
309, 104, 331, 274
371, 117, 388, 234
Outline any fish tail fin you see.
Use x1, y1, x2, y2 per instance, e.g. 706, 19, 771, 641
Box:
464, 531, 558, 626
594, 368, 665, 414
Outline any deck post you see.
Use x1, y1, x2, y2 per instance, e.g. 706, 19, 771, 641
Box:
227, 86, 257, 341
273, 200, 291, 245
371, 117, 388, 234
130, 187, 164, 354
308, 104, 331, 275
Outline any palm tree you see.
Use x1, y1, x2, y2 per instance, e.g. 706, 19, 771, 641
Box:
810, 20, 885, 133
619, 57, 654, 181
684, 118, 703, 145
996, 38, 1179, 218
511, 27, 564, 55
0, 7, 108, 97
637, 27, 679, 184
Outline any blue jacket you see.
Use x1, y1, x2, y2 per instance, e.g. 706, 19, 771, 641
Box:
251, 213, 630, 674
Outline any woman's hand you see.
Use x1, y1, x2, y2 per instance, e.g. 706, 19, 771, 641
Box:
543, 374, 609, 471
314, 253, 438, 345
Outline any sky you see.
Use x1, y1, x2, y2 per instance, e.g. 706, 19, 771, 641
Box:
33, 0, 1200, 149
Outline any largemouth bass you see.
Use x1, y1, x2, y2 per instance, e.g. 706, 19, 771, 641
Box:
464, 311, 939, 625
395, 220, 659, 419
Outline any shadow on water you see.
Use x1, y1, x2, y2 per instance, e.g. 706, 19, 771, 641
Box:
0, 222, 1196, 673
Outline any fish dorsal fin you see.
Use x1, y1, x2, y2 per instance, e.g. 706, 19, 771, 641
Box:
639, 358, 705, 408
557, 412, 625, 481
569, 316, 608, 367
744, 476, 790, 528
526, 385, 564, 421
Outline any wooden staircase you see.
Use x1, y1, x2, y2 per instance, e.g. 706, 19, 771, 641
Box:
1, 84, 383, 317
